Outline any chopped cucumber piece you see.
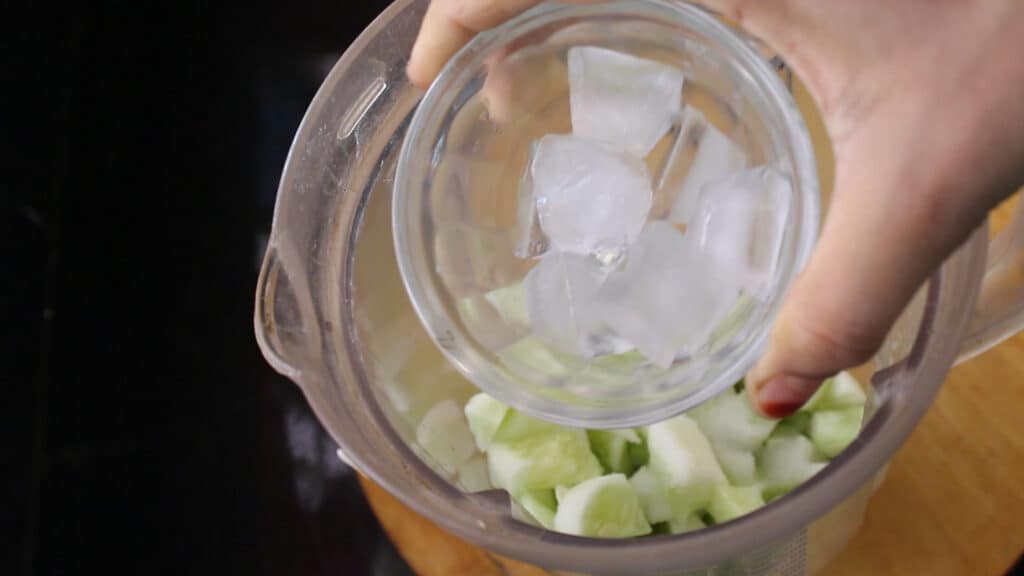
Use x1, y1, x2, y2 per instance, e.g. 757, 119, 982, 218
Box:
457, 456, 492, 492
689, 390, 777, 452
570, 350, 649, 388
592, 349, 648, 371
772, 411, 812, 437
484, 282, 530, 326
518, 490, 557, 529
387, 339, 476, 427
492, 408, 563, 443
758, 435, 827, 500
628, 440, 650, 470
609, 428, 642, 443
667, 512, 706, 534
487, 429, 603, 496
629, 466, 673, 524
647, 415, 728, 513
708, 485, 765, 524
801, 371, 866, 412
510, 499, 539, 527
651, 522, 671, 535
415, 400, 476, 475
464, 393, 510, 451
588, 429, 641, 474
713, 447, 757, 486
555, 485, 570, 503
810, 406, 864, 457
553, 474, 652, 538
498, 336, 579, 380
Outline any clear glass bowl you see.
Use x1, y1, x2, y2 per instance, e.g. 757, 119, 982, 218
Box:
393, 1, 819, 428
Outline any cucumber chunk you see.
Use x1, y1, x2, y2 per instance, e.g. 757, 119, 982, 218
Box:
646, 415, 728, 513
464, 393, 510, 451
689, 390, 777, 452
569, 350, 649, 388
628, 466, 674, 524
553, 474, 652, 538
809, 406, 864, 457
488, 429, 603, 496
667, 512, 707, 534
758, 435, 827, 500
708, 485, 765, 524
457, 456, 492, 492
713, 447, 757, 486
772, 411, 812, 437
628, 438, 650, 470
484, 282, 530, 326
588, 429, 642, 474
492, 407, 564, 443
555, 485, 570, 503
497, 336, 580, 380
801, 371, 866, 412
517, 490, 558, 529
415, 400, 476, 475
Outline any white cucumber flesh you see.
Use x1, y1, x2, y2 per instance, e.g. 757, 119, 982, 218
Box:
463, 393, 510, 451
553, 474, 652, 538
646, 415, 728, 513
415, 400, 476, 475
801, 371, 866, 412
628, 466, 674, 524
758, 435, 827, 500
708, 485, 765, 524
688, 390, 777, 452
809, 406, 864, 457
487, 429, 603, 496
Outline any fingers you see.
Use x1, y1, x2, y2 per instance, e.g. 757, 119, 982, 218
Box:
408, 0, 549, 88
745, 96, 992, 417
408, 0, 803, 89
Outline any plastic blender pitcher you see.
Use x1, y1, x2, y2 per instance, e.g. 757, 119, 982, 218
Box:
254, 1, 1024, 573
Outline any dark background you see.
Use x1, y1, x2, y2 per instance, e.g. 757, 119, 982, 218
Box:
7, 1, 412, 574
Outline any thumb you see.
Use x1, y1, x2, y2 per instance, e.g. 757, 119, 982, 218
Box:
745, 95, 992, 417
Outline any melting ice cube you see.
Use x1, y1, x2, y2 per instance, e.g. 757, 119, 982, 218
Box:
596, 222, 736, 367
531, 134, 653, 258
690, 166, 792, 297
667, 109, 748, 224
524, 251, 609, 357
568, 46, 684, 158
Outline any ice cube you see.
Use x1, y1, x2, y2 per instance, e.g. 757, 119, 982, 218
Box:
568, 46, 684, 157
596, 222, 736, 367
690, 166, 792, 296
668, 110, 748, 224
524, 251, 609, 356
531, 134, 653, 257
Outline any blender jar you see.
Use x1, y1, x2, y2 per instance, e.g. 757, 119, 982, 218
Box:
255, 0, 1024, 573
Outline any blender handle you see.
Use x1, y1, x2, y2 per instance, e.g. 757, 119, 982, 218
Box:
956, 196, 1024, 363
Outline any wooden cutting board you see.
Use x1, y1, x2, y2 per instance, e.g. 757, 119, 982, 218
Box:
361, 332, 1024, 575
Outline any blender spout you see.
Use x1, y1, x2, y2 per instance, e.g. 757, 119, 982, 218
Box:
254, 238, 323, 382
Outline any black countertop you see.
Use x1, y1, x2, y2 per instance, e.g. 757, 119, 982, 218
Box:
9, 2, 412, 574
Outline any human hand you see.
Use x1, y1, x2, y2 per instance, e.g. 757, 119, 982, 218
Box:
408, 0, 1024, 417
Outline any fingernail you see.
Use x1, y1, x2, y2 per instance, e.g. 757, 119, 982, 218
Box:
755, 374, 822, 418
